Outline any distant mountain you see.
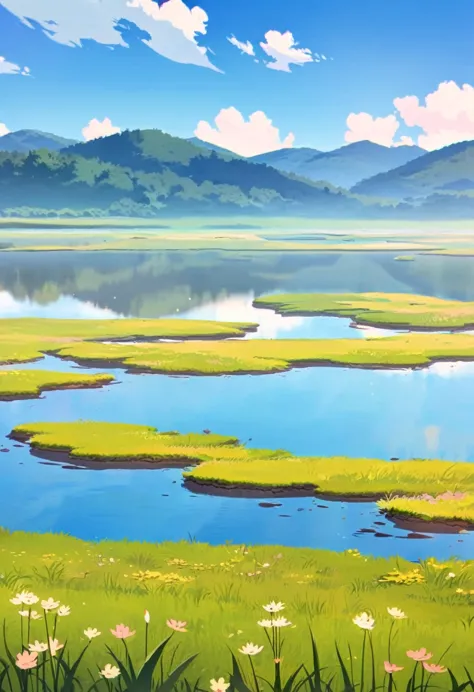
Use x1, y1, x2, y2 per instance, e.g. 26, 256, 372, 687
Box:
352, 140, 474, 199
0, 129, 78, 153
251, 141, 425, 188
0, 128, 367, 217
187, 137, 240, 157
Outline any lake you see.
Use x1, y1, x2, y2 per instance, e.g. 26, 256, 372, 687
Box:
1, 249, 474, 561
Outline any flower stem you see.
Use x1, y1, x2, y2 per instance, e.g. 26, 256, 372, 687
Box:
248, 655, 259, 692
145, 623, 148, 660
43, 612, 55, 687
360, 630, 367, 692
368, 631, 376, 692
387, 621, 394, 663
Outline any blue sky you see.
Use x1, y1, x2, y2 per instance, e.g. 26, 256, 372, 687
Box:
0, 0, 473, 154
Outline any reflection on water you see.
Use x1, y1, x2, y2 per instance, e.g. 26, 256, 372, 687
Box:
1, 249, 474, 558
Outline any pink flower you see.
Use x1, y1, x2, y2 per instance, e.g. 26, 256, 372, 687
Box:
384, 662, 404, 674
166, 619, 187, 633
423, 663, 447, 674
406, 648, 432, 662
110, 624, 136, 639
16, 651, 38, 670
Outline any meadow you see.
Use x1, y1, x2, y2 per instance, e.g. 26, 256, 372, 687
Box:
1, 529, 473, 691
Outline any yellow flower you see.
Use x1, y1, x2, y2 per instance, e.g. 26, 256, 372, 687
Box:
353, 613, 375, 630
387, 607, 407, 620
100, 664, 121, 679
210, 678, 230, 692
239, 643, 264, 656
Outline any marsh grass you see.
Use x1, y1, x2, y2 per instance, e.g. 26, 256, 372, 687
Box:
11, 421, 474, 509
253, 292, 474, 330
0, 370, 114, 399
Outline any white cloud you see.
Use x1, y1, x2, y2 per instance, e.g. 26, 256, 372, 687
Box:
260, 30, 314, 72
82, 118, 121, 141
345, 112, 400, 147
0, 0, 219, 71
0, 123, 10, 137
344, 81, 474, 151
393, 135, 415, 147
194, 106, 295, 157
227, 35, 254, 56
0, 55, 30, 76
394, 81, 474, 150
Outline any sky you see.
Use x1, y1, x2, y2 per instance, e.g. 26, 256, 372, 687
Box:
0, 0, 473, 155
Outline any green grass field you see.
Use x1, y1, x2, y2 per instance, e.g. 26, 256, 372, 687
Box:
11, 422, 474, 514
254, 292, 474, 329
0, 528, 473, 688
0, 371, 114, 400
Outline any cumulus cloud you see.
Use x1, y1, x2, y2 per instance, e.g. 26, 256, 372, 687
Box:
227, 35, 254, 56
0, 123, 10, 137
345, 112, 400, 147
394, 81, 474, 150
194, 106, 295, 157
260, 30, 314, 72
0, 55, 30, 76
82, 117, 121, 141
0, 0, 219, 71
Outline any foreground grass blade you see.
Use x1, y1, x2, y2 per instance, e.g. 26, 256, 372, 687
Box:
155, 653, 199, 692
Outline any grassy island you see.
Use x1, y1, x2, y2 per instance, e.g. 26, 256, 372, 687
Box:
11, 422, 474, 513
253, 292, 474, 330
0, 370, 114, 400
0, 317, 257, 366
0, 529, 472, 687
49, 332, 474, 374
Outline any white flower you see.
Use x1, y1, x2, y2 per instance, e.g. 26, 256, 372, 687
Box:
272, 617, 292, 628
446, 572, 456, 579
28, 641, 48, 653
19, 610, 41, 620
100, 664, 121, 679
84, 628, 101, 640
353, 612, 375, 630
57, 605, 70, 617
48, 638, 64, 657
10, 591, 39, 606
144, 610, 150, 624
263, 601, 285, 613
257, 619, 274, 628
387, 607, 407, 620
239, 643, 264, 656
41, 598, 59, 612
210, 678, 230, 692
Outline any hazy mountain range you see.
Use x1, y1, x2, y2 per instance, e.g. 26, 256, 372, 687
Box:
0, 128, 472, 218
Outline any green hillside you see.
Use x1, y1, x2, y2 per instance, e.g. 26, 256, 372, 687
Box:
0, 129, 367, 218
352, 140, 474, 199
